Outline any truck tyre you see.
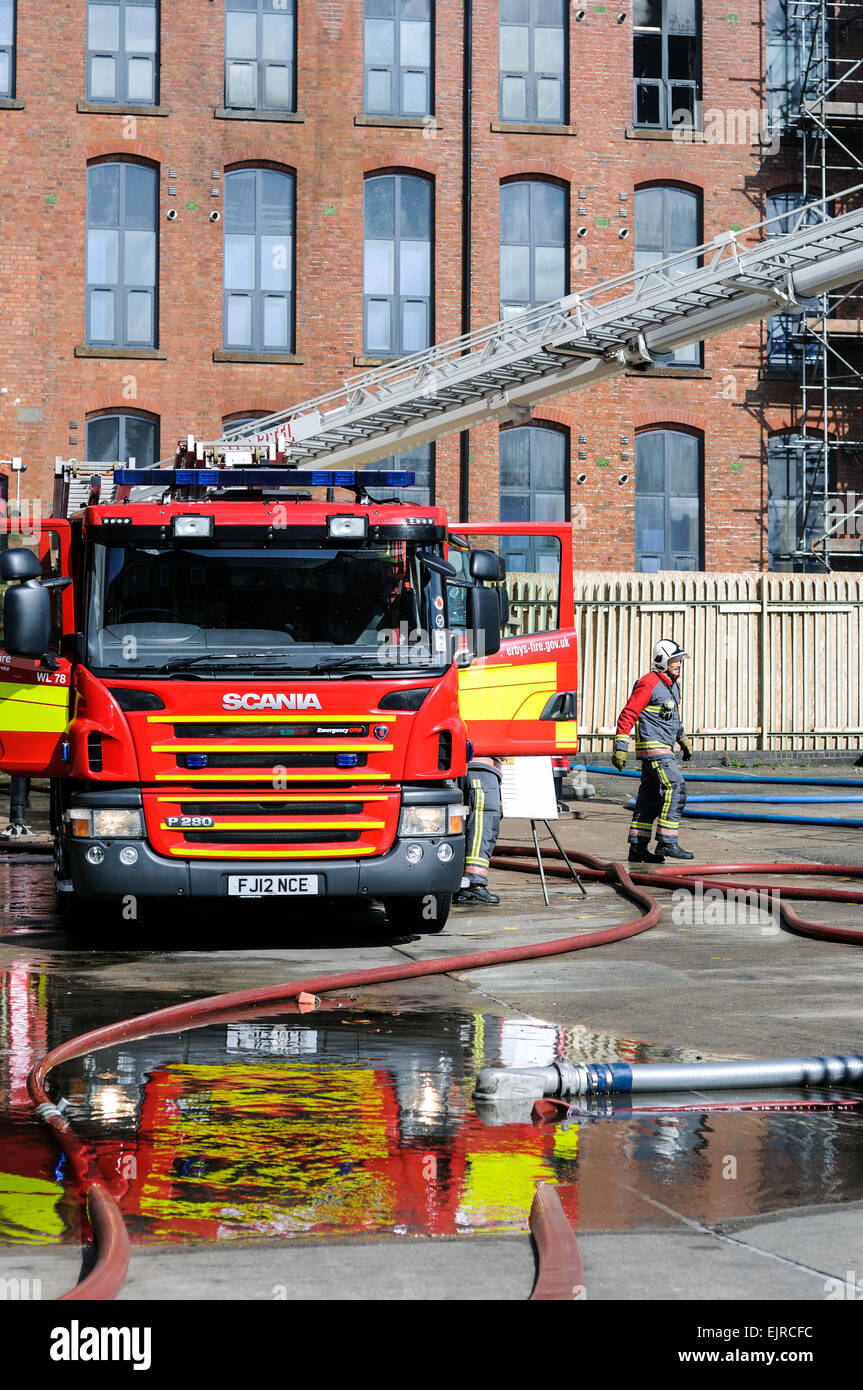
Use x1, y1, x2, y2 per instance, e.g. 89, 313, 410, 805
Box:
57, 894, 120, 937
383, 892, 451, 935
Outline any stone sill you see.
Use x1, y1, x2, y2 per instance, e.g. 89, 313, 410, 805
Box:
625, 125, 681, 141
626, 365, 710, 379
75, 346, 166, 359
354, 114, 441, 129
215, 108, 305, 123
77, 102, 170, 116
353, 355, 388, 367
490, 121, 577, 136
0, 98, 24, 110
214, 350, 305, 365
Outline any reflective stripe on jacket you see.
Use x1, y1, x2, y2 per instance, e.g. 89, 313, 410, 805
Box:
614, 671, 685, 759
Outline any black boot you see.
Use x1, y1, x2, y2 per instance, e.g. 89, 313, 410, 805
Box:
455, 884, 501, 905
655, 839, 694, 860
628, 845, 665, 864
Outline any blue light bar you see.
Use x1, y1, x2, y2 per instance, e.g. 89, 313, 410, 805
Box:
113, 468, 416, 488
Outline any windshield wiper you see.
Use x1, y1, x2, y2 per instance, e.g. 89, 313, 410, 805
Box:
158, 651, 295, 674
306, 656, 386, 675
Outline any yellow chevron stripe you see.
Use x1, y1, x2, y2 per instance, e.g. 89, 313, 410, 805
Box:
152, 742, 391, 753
155, 771, 384, 782
0, 680, 69, 733
147, 714, 384, 723
458, 660, 557, 723
173, 845, 379, 859
155, 793, 391, 803
162, 819, 385, 831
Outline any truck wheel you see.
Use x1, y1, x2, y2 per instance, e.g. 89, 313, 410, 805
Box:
57, 895, 118, 937
383, 893, 451, 935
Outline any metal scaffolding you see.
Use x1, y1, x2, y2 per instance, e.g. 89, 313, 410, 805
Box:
782, 1, 863, 568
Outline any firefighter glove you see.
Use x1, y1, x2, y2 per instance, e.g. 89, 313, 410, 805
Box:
612, 750, 627, 772
679, 738, 693, 761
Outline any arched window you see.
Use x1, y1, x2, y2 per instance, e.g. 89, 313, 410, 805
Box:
365, 444, 434, 506
500, 180, 567, 318
634, 185, 701, 366
499, 425, 567, 572
499, 0, 567, 125
767, 432, 832, 572
223, 167, 295, 352
363, 173, 432, 357
87, 0, 158, 105
86, 161, 158, 349
364, 0, 432, 117
86, 411, 159, 469
225, 0, 295, 113
635, 428, 702, 571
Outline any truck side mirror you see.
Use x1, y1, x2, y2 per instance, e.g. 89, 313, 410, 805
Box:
468, 585, 501, 658
469, 549, 499, 582
0, 548, 42, 582
3, 581, 52, 658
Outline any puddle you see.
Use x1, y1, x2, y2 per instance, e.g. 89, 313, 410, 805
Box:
2, 962, 862, 1246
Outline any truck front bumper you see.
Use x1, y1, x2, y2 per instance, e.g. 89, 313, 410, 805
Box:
62, 832, 466, 902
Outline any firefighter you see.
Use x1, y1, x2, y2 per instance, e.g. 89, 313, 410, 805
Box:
612, 639, 694, 862
455, 754, 503, 905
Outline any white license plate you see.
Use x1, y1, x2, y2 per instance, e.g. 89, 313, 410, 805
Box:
228, 875, 320, 898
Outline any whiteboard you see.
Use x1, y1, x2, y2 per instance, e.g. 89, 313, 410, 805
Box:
499, 756, 558, 820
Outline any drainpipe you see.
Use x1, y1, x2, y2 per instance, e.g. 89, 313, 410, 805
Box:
458, 0, 472, 520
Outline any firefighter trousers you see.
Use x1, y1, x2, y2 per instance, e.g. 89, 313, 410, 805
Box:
628, 755, 687, 845
464, 766, 502, 883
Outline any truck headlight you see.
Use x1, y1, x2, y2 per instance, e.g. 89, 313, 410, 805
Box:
92, 809, 144, 838
67, 808, 144, 838
399, 806, 447, 837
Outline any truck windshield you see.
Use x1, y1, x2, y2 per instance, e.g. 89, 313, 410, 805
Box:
86, 542, 445, 675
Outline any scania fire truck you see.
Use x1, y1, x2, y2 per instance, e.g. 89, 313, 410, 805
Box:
0, 456, 578, 935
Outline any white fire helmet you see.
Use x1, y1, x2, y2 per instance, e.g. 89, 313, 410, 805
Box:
653, 639, 689, 672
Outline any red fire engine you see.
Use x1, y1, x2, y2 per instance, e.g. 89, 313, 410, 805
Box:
0, 459, 578, 934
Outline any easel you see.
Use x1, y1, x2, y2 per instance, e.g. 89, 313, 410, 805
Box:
529, 819, 586, 907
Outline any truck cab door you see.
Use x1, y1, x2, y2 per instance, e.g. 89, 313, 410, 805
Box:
448, 523, 578, 759
0, 517, 74, 776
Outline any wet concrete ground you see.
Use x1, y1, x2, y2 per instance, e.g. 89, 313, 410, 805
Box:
1, 766, 863, 1300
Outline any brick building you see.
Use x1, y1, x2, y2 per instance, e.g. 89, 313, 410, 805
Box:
0, 0, 860, 571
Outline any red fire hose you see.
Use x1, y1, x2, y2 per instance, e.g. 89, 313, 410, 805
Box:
26, 849, 863, 1301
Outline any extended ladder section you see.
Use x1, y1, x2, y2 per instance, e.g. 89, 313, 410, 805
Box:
172, 189, 863, 475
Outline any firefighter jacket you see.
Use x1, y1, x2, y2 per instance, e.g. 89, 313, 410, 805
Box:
614, 670, 686, 760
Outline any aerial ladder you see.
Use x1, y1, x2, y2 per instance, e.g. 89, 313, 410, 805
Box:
161, 187, 863, 479
50, 186, 863, 512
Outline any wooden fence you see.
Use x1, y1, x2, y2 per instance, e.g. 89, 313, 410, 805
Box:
505, 570, 863, 752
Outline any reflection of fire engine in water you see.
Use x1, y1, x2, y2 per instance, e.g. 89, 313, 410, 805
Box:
89, 1015, 581, 1242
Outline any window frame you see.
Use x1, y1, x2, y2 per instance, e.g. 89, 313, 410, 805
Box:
634, 427, 703, 572
499, 177, 569, 318
499, 424, 569, 573
85, 159, 159, 351
767, 431, 833, 572
222, 166, 296, 355
86, 0, 160, 107
634, 183, 703, 368
363, 172, 434, 359
363, 0, 433, 119
499, 0, 568, 126
632, 0, 700, 131
224, 0, 296, 114
0, 0, 16, 99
